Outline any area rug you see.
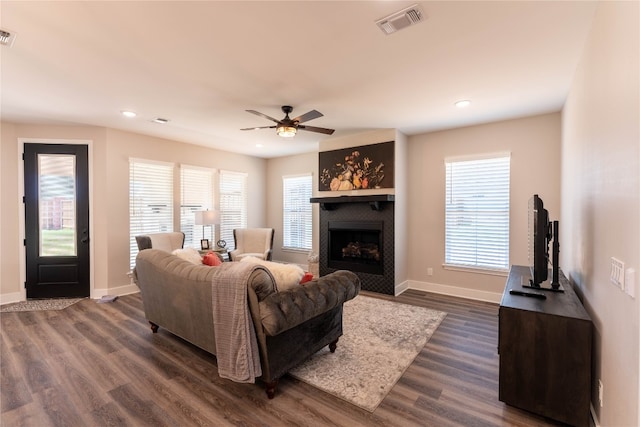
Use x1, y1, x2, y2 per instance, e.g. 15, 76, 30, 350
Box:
0, 298, 84, 313
289, 295, 446, 412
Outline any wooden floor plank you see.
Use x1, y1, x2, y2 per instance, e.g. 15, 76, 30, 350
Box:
0, 290, 578, 426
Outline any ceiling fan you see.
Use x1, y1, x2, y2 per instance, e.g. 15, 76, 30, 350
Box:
241, 105, 335, 138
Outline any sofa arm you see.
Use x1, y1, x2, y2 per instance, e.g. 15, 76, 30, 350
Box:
258, 270, 360, 336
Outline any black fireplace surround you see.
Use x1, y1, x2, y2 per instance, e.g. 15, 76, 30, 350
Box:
311, 195, 395, 295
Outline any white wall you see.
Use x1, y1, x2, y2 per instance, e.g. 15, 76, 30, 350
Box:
0, 123, 266, 301
561, 1, 639, 425
407, 113, 561, 301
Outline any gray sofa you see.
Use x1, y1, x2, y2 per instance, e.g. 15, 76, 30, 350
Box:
133, 249, 360, 398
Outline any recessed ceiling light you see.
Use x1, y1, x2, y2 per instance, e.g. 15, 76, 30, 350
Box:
255, 144, 263, 148
455, 100, 471, 108
121, 110, 137, 118
152, 117, 169, 124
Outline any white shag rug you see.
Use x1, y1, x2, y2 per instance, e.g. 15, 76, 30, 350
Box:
289, 295, 446, 412
0, 298, 84, 313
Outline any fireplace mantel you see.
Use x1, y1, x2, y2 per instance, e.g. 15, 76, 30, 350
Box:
310, 194, 394, 211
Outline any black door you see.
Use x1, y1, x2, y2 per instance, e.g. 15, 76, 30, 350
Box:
24, 143, 90, 299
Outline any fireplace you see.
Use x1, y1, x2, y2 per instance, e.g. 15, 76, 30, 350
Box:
311, 195, 395, 295
328, 221, 383, 275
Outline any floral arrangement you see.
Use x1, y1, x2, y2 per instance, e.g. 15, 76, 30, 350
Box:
320, 150, 386, 191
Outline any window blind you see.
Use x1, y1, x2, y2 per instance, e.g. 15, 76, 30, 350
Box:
282, 174, 312, 251
219, 170, 247, 251
129, 159, 174, 269
445, 154, 510, 271
180, 165, 214, 249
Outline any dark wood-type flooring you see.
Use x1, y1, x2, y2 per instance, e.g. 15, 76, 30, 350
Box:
1, 289, 572, 426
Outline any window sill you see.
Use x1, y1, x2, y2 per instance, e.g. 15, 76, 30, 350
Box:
281, 247, 311, 254
442, 263, 509, 277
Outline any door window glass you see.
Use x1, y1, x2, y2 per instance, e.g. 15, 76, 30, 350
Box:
38, 154, 76, 256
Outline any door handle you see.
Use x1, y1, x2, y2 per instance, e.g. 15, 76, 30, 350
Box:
81, 228, 89, 243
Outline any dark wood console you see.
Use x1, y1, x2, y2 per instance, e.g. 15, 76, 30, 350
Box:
499, 265, 592, 427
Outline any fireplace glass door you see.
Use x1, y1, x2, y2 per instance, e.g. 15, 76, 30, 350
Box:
328, 221, 383, 275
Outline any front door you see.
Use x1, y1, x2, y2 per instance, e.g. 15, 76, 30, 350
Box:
24, 143, 90, 299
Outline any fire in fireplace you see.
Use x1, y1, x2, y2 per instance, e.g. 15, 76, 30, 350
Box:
328, 220, 383, 275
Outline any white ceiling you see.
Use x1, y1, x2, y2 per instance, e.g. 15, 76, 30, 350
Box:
1, 1, 597, 158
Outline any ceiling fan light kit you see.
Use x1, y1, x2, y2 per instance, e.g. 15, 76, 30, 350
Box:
276, 125, 297, 137
241, 105, 335, 138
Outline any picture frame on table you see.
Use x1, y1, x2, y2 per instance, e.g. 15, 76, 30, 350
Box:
201, 239, 210, 250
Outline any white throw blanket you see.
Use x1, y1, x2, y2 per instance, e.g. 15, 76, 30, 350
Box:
210, 262, 265, 383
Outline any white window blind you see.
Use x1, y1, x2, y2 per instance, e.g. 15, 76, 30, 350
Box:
282, 174, 312, 251
180, 165, 214, 249
129, 159, 174, 268
445, 154, 510, 271
219, 170, 247, 251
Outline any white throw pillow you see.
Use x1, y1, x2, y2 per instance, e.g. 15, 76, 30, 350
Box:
172, 247, 203, 265
240, 256, 304, 291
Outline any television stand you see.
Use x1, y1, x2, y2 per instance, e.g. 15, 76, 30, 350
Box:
499, 265, 592, 426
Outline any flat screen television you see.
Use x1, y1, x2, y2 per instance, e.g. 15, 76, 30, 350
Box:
526, 194, 563, 292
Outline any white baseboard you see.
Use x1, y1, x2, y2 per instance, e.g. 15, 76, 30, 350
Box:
405, 279, 503, 303
92, 283, 139, 300
0, 285, 140, 304
590, 403, 601, 427
394, 280, 410, 296
0, 291, 24, 305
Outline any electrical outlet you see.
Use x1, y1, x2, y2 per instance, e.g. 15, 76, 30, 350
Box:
427, 267, 433, 276
610, 257, 625, 289
598, 379, 604, 408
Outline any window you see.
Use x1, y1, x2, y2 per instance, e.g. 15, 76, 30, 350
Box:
445, 154, 510, 271
219, 170, 247, 251
282, 174, 312, 251
129, 159, 174, 268
180, 165, 215, 249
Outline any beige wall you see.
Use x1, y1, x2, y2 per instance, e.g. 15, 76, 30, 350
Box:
1, 123, 19, 299
319, 128, 409, 290
266, 151, 319, 267
268, 129, 409, 288
1, 123, 109, 301
407, 113, 562, 301
266, 118, 561, 298
561, 1, 639, 425
0, 123, 266, 301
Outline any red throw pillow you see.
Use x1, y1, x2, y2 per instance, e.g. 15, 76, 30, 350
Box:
299, 272, 314, 284
202, 251, 222, 266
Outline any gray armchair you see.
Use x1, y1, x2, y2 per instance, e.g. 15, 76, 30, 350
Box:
229, 228, 274, 262
135, 231, 185, 252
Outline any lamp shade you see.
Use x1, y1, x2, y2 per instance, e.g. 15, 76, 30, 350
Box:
194, 210, 220, 225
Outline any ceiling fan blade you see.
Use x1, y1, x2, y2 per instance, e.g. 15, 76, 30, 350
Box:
298, 125, 335, 135
292, 110, 323, 124
246, 110, 280, 124
240, 125, 277, 131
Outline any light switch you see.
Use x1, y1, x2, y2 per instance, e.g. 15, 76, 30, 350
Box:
610, 257, 625, 290
625, 268, 635, 298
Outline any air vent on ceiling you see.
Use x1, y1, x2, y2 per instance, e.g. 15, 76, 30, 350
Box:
0, 29, 17, 47
375, 4, 426, 35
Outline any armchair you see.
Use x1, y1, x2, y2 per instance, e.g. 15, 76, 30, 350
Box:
135, 232, 185, 252
229, 228, 274, 262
